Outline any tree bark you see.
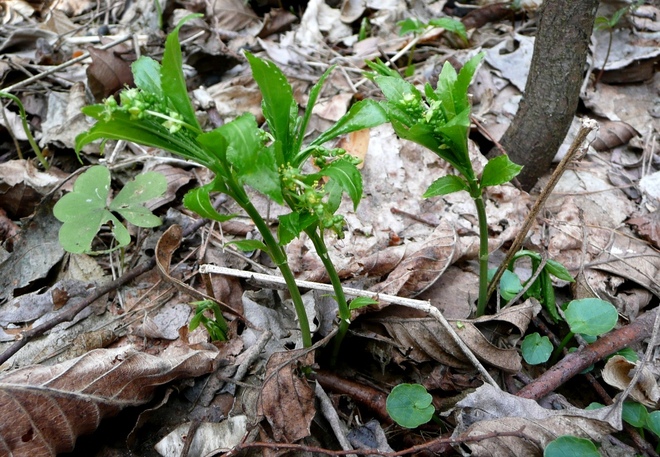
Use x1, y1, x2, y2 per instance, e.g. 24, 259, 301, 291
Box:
497, 0, 599, 191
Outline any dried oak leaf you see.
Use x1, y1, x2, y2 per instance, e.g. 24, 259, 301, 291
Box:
0, 347, 218, 456
257, 349, 315, 443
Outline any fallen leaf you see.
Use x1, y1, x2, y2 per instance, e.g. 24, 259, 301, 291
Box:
257, 348, 315, 442
86, 46, 134, 102
627, 211, 660, 248
602, 355, 660, 408
0, 347, 218, 456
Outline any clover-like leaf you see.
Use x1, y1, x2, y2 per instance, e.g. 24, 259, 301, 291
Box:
386, 383, 434, 429
54, 166, 165, 254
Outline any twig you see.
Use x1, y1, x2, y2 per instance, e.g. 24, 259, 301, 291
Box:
486, 118, 599, 301
199, 265, 499, 388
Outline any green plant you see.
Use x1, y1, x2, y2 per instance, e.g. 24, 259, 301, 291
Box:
53, 165, 166, 254
521, 332, 553, 365
386, 383, 435, 428
75, 16, 387, 352
550, 298, 618, 363
189, 299, 228, 341
497, 250, 575, 321
593, 1, 643, 85
0, 92, 49, 168
544, 435, 600, 456
397, 17, 468, 76
368, 53, 522, 317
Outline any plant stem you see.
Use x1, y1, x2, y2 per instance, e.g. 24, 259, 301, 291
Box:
231, 185, 313, 348
550, 331, 574, 365
306, 228, 350, 364
473, 189, 490, 317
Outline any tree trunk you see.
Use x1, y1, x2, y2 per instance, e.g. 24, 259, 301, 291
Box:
497, 0, 599, 191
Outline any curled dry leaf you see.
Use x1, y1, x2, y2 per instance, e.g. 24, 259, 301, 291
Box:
257, 348, 315, 443
591, 120, 638, 151
453, 384, 620, 456
371, 221, 456, 298
376, 300, 540, 372
0, 347, 218, 456
602, 355, 660, 408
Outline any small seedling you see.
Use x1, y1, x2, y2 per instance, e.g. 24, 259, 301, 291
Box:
544, 435, 600, 457
550, 298, 618, 363
397, 17, 468, 76
520, 332, 553, 365
76, 16, 387, 352
53, 165, 166, 254
0, 92, 49, 168
499, 250, 575, 321
386, 383, 435, 428
368, 53, 522, 316
189, 299, 228, 342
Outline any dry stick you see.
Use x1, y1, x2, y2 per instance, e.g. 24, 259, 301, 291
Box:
517, 307, 658, 400
1, 35, 133, 93
199, 264, 499, 387
486, 118, 599, 301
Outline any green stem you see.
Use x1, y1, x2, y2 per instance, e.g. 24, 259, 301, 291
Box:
550, 331, 574, 365
473, 187, 490, 317
230, 184, 313, 348
306, 228, 350, 364
0, 92, 49, 169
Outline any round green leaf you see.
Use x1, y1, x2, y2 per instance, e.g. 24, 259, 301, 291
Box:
645, 411, 660, 437
521, 333, 553, 365
386, 383, 434, 429
622, 401, 648, 428
499, 269, 523, 301
544, 435, 600, 457
565, 298, 618, 336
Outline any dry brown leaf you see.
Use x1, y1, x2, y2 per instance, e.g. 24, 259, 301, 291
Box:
0, 347, 218, 456
627, 211, 660, 249
376, 301, 540, 372
257, 349, 315, 442
591, 119, 639, 151
453, 384, 620, 456
602, 355, 660, 408
86, 46, 134, 102
371, 221, 456, 297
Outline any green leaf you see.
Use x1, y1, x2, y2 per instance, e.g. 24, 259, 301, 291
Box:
364, 58, 401, 79
386, 384, 435, 429
110, 171, 167, 227
76, 110, 209, 166
295, 65, 335, 153
544, 436, 600, 457
435, 61, 458, 118
349, 296, 379, 310
161, 14, 203, 132
539, 269, 560, 322
227, 239, 268, 252
54, 166, 163, 254
316, 157, 363, 209
311, 100, 387, 149
499, 269, 523, 301
397, 18, 425, 36
544, 258, 575, 282
183, 183, 236, 222
454, 53, 484, 115
521, 333, 552, 365
565, 298, 618, 337
213, 114, 284, 204
132, 56, 162, 95
646, 411, 660, 437
373, 76, 422, 109
428, 17, 467, 43
623, 402, 649, 428
423, 175, 468, 197
480, 154, 522, 188
614, 347, 638, 362
278, 212, 316, 245
245, 52, 297, 157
